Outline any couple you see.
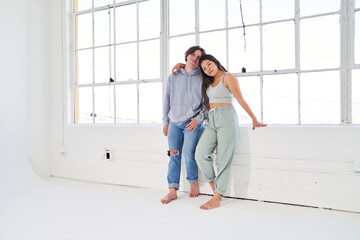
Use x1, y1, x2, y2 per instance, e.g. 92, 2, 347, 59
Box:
161, 46, 266, 210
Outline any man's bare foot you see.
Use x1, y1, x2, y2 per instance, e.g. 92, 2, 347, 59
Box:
200, 193, 222, 210
161, 188, 178, 204
189, 182, 199, 198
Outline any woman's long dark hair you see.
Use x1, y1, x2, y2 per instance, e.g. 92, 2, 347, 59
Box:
199, 54, 227, 111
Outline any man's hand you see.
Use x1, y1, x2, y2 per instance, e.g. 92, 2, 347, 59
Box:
171, 63, 186, 75
185, 118, 198, 132
163, 125, 169, 136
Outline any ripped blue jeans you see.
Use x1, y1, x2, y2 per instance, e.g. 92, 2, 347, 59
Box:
167, 120, 203, 190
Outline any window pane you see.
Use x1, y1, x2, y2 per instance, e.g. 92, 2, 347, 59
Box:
229, 27, 260, 73
139, 0, 160, 40
357, 0, 360, 8
116, 43, 137, 81
76, 87, 93, 123
169, 0, 195, 36
94, 47, 110, 83
300, 71, 340, 124
199, 0, 226, 31
115, 4, 137, 43
300, 0, 340, 17
262, 0, 294, 22
355, 12, 360, 65
139, 40, 160, 80
263, 74, 298, 124
116, 84, 137, 123
94, 0, 113, 8
234, 76, 261, 124
228, 0, 259, 27
199, 31, 227, 67
74, 0, 92, 12
76, 13, 92, 49
94, 10, 110, 47
76, 49, 93, 84
139, 82, 162, 124
169, 35, 196, 70
352, 70, 360, 124
300, 15, 340, 70
94, 86, 114, 123
263, 22, 295, 71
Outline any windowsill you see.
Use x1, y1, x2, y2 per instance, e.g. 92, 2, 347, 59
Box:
66, 123, 360, 128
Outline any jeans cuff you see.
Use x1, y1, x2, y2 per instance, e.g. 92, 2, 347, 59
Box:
188, 178, 198, 184
168, 183, 179, 190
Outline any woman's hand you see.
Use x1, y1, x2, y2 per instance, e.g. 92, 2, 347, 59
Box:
252, 120, 267, 130
171, 63, 185, 75
185, 118, 199, 132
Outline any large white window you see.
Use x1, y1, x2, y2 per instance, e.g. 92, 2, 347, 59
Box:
71, 0, 359, 125
73, 0, 161, 124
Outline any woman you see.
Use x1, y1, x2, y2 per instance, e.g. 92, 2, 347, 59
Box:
195, 54, 266, 210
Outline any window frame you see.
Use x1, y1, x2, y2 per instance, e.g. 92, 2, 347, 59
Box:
72, 0, 162, 124
69, 0, 359, 126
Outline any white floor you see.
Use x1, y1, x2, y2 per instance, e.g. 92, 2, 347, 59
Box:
1, 177, 360, 240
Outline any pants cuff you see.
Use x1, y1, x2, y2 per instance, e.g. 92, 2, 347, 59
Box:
205, 177, 215, 183
188, 178, 198, 184
168, 183, 179, 190
214, 189, 225, 196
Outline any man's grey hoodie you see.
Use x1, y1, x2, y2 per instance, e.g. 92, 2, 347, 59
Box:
162, 67, 206, 126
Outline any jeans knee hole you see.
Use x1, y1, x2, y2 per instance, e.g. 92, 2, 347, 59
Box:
167, 150, 179, 156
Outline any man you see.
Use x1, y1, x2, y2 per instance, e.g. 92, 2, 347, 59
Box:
161, 46, 206, 204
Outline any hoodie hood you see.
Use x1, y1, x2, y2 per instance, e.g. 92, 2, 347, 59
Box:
178, 67, 201, 93
179, 67, 200, 76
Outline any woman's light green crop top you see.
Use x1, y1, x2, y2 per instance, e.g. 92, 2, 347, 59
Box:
206, 73, 233, 104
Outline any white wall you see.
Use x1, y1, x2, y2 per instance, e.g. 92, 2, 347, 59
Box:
1, 0, 359, 213
51, 125, 360, 212
0, 0, 52, 194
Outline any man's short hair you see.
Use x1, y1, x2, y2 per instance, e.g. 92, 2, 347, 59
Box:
184, 46, 206, 62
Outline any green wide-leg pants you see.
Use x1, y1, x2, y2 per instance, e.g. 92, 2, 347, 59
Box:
195, 105, 239, 196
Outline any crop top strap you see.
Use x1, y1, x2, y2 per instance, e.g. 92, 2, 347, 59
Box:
220, 72, 228, 85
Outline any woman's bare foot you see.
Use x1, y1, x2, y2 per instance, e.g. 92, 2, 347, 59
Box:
161, 188, 178, 204
200, 193, 222, 210
189, 182, 199, 198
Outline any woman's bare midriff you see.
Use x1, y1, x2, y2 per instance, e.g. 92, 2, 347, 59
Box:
209, 103, 232, 109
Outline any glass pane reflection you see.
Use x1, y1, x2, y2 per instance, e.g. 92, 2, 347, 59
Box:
263, 74, 298, 124
116, 84, 137, 123
139, 82, 162, 124
300, 71, 340, 124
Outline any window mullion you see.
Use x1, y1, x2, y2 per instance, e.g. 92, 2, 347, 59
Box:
136, 1, 140, 124
259, 0, 264, 123
295, 0, 300, 124
347, 0, 355, 124
195, 0, 199, 45
73, 10, 78, 123
340, 0, 354, 124
92, 1, 95, 123
107, 6, 114, 123
225, 0, 229, 70
113, 2, 117, 123
161, 0, 169, 103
